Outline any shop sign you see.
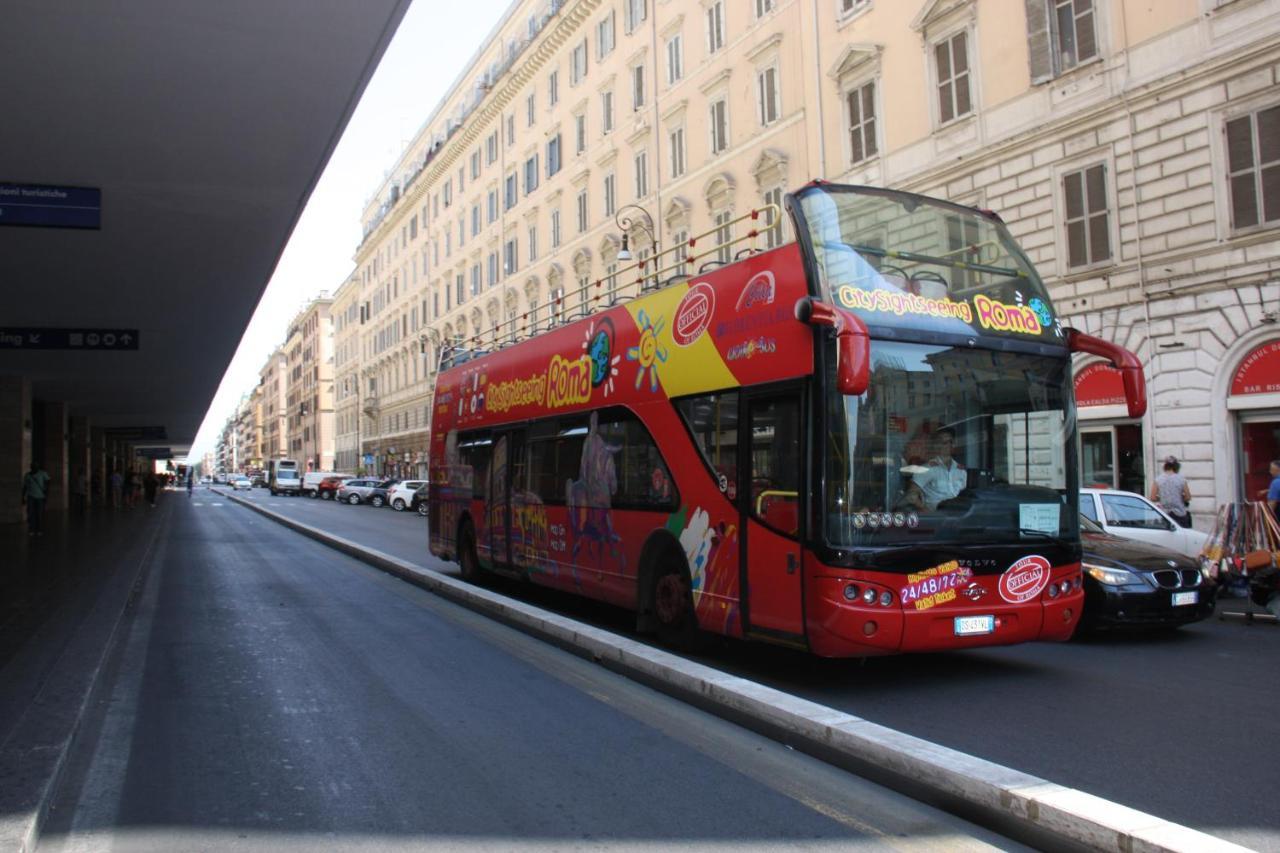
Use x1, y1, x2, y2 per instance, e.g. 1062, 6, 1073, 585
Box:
1230, 340, 1280, 396
1074, 362, 1126, 407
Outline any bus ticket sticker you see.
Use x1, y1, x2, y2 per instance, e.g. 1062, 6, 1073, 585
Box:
998, 555, 1052, 603
673, 282, 715, 346
900, 560, 973, 611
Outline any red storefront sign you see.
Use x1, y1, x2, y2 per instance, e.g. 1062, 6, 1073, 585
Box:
1231, 340, 1280, 396
1074, 361, 1127, 407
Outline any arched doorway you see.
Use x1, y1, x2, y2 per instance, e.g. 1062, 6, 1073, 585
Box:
1074, 359, 1145, 493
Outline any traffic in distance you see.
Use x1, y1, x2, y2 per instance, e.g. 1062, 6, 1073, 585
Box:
418, 182, 1150, 657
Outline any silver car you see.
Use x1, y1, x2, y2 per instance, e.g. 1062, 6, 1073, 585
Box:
337, 478, 396, 506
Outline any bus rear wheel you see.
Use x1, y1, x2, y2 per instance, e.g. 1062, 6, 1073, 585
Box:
652, 566, 700, 648
458, 520, 482, 583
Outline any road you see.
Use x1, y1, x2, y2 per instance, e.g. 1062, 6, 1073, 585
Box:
221, 485, 1280, 852
38, 491, 1023, 852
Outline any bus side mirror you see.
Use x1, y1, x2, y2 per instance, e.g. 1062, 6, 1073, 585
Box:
1067, 329, 1147, 419
796, 298, 870, 396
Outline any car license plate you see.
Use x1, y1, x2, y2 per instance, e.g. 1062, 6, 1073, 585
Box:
954, 615, 995, 636
1172, 591, 1198, 607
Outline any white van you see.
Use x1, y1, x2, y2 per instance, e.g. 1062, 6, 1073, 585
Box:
267, 459, 302, 496
301, 471, 346, 498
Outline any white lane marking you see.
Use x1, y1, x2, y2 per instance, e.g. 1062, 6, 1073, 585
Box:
192, 502, 204, 506
211, 502, 224, 507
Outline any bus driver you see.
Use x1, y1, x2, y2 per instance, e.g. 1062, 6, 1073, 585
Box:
900, 428, 967, 511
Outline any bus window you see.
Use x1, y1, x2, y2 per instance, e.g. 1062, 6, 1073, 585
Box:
457, 432, 492, 500
525, 418, 586, 505
676, 391, 739, 497
596, 409, 677, 509
748, 394, 801, 535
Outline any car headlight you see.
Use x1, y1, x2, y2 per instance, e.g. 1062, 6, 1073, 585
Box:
1083, 562, 1141, 587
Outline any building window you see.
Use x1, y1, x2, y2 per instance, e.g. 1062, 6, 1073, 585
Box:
709, 98, 729, 154
666, 34, 683, 85
549, 69, 560, 106
602, 90, 615, 134
488, 251, 499, 286
1062, 163, 1111, 267
762, 187, 784, 249
571, 39, 589, 85
669, 126, 686, 178
504, 237, 518, 274
524, 154, 540, 194
839, 0, 869, 16
625, 0, 647, 34
1226, 105, 1280, 231
672, 229, 689, 276
487, 131, 499, 164
470, 265, 481, 297
527, 92, 536, 126
471, 149, 481, 179
529, 225, 539, 261
757, 66, 780, 126
472, 204, 481, 237
634, 150, 648, 198
442, 178, 453, 208
707, 2, 725, 54
487, 189, 498, 223
846, 81, 878, 164
632, 65, 646, 110
575, 113, 587, 154
934, 31, 972, 125
551, 286, 566, 323
458, 216, 465, 247
714, 209, 733, 263
577, 189, 589, 232
756, 0, 775, 17
604, 173, 616, 217
1051, 0, 1097, 72
506, 114, 516, 147
547, 134, 562, 176
597, 11, 615, 59
551, 209, 562, 248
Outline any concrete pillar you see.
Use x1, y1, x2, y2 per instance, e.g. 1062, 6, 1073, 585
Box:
70, 416, 90, 509
90, 426, 107, 502
40, 401, 69, 512
0, 376, 33, 525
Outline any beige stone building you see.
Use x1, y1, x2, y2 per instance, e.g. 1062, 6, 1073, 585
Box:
284, 295, 336, 472
344, 0, 1279, 522
259, 346, 289, 462
333, 274, 363, 474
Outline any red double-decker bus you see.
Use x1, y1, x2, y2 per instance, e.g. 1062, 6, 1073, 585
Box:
428, 182, 1145, 656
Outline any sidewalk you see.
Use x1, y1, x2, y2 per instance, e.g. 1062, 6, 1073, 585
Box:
0, 494, 170, 853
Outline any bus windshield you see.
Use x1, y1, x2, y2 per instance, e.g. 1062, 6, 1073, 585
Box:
825, 341, 1078, 548
796, 184, 1063, 344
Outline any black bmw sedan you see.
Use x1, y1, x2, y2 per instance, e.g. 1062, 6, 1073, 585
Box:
1078, 515, 1216, 632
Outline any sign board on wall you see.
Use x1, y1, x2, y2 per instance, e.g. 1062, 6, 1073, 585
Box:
1074, 362, 1126, 408
1231, 340, 1280, 396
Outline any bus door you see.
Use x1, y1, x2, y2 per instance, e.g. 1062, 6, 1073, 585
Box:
488, 429, 525, 571
741, 388, 805, 640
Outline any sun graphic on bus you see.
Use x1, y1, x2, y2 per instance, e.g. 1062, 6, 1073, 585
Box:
626, 309, 668, 392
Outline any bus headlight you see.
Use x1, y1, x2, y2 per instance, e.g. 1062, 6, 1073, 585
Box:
862, 587, 877, 605
878, 591, 893, 607
843, 584, 860, 601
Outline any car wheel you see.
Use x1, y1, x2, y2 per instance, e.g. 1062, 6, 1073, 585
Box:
370, 495, 385, 508
307, 490, 317, 499
458, 519, 482, 583
392, 499, 406, 511
417, 501, 429, 517
347, 494, 360, 505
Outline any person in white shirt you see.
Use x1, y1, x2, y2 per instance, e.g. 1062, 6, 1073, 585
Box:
911, 428, 967, 510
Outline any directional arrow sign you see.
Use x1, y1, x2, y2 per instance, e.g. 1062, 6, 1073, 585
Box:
0, 328, 139, 350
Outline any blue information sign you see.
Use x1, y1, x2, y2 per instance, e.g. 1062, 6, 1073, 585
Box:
0, 183, 101, 229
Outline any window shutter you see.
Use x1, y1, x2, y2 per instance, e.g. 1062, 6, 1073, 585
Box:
1025, 0, 1053, 84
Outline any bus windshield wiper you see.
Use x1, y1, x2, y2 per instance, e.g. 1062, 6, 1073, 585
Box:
1017, 527, 1069, 543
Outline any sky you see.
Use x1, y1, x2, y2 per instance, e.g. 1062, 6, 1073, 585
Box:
187, 0, 512, 462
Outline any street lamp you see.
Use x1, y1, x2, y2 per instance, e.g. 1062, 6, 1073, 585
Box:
615, 204, 656, 262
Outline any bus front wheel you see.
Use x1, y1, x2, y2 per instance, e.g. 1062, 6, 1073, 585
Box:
652, 563, 700, 648
458, 520, 482, 583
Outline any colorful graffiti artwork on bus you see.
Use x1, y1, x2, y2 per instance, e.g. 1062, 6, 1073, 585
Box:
581, 318, 620, 398
566, 411, 625, 579
546, 353, 594, 409
973, 294, 1043, 336
669, 504, 740, 633
511, 495, 551, 571
626, 309, 668, 392
735, 270, 776, 311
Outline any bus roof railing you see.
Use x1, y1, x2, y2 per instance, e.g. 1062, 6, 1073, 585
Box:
437, 204, 781, 367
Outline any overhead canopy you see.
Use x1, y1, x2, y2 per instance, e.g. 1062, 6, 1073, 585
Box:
0, 0, 414, 455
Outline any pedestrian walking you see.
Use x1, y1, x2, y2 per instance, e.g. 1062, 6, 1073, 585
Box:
21, 461, 51, 536
1151, 456, 1192, 528
109, 469, 123, 508
143, 470, 159, 507
186, 472, 194, 497
1261, 460, 1280, 519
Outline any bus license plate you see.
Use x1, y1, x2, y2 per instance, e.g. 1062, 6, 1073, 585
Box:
954, 615, 995, 636
1172, 591, 1198, 607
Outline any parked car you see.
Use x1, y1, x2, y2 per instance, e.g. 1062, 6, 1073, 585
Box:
409, 483, 429, 517
1079, 488, 1208, 558
230, 475, 252, 491
302, 471, 347, 498
1078, 514, 1216, 633
389, 480, 427, 511
250, 474, 266, 488
337, 478, 398, 507
316, 475, 353, 500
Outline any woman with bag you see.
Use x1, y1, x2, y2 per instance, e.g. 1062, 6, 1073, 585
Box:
1151, 455, 1192, 529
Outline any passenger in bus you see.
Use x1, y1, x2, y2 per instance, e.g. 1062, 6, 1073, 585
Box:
905, 428, 967, 511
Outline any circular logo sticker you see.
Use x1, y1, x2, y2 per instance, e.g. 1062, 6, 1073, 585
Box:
673, 282, 715, 346
997, 555, 1052, 603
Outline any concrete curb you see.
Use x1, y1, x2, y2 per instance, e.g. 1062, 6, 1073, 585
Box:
219, 490, 1251, 853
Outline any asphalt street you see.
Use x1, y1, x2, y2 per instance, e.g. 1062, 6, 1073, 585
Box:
222, 485, 1280, 852
37, 490, 1024, 852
